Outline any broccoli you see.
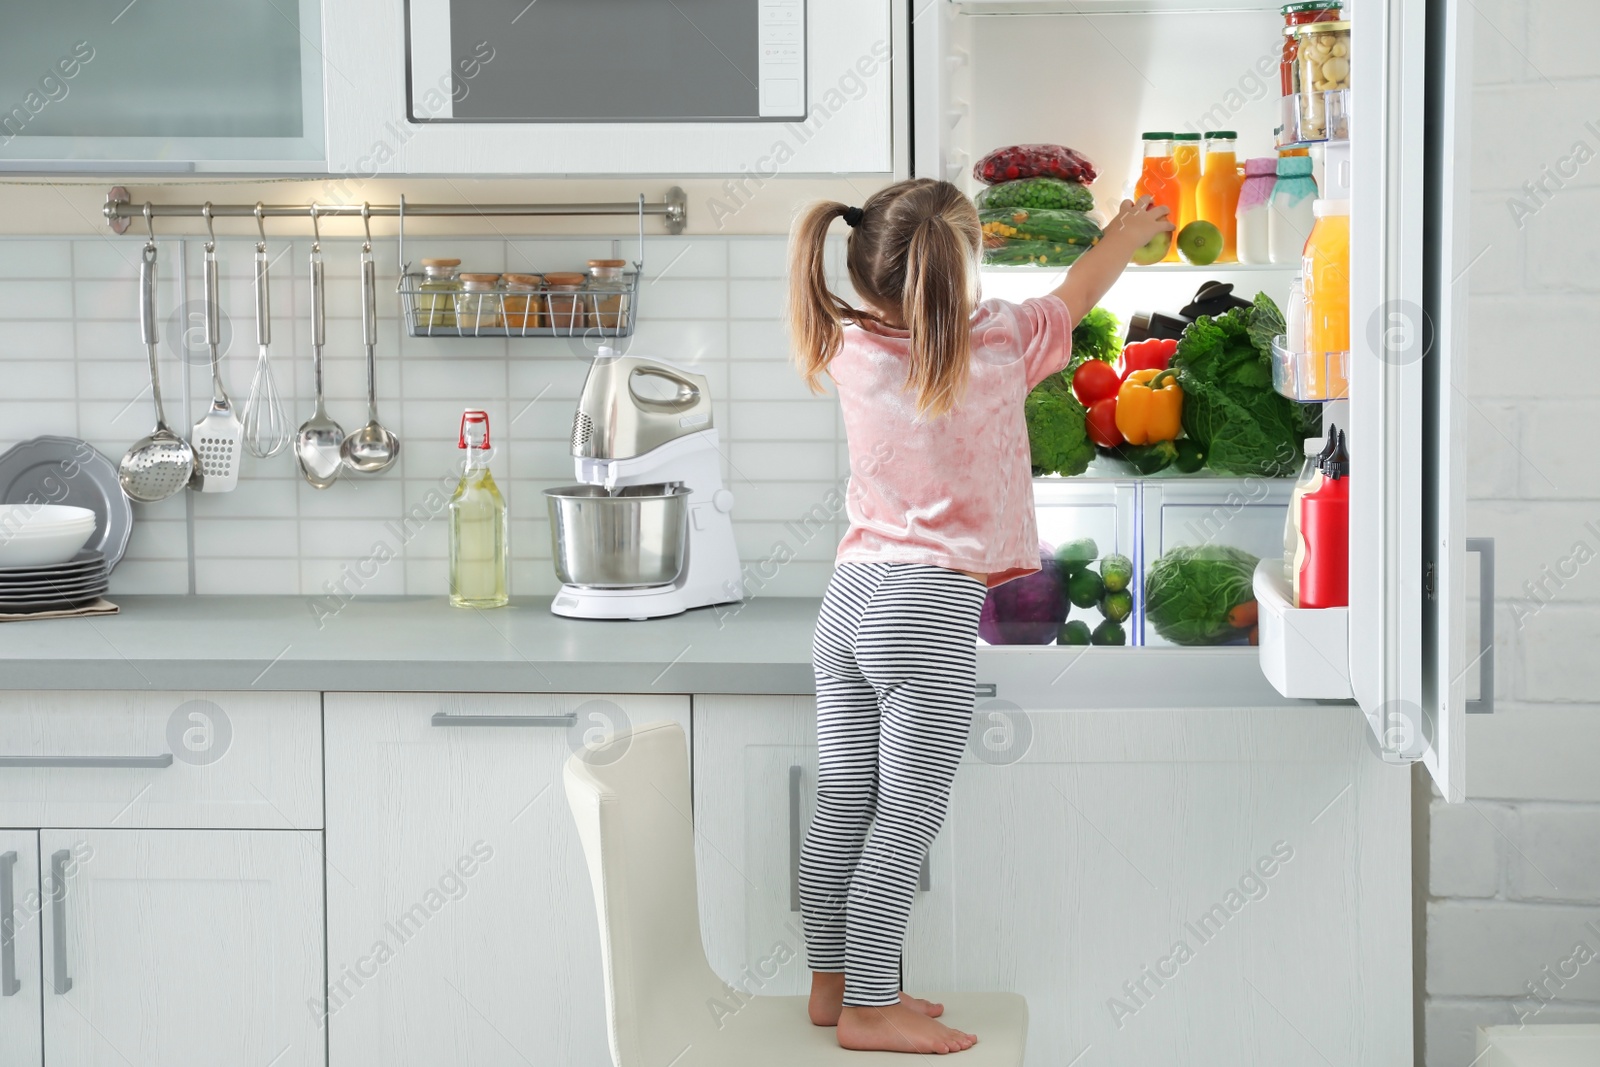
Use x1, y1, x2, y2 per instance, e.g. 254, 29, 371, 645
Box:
1025, 375, 1096, 477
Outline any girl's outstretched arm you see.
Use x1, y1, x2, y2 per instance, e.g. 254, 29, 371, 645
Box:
1052, 196, 1173, 323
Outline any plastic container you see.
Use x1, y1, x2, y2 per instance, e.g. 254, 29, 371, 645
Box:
1236, 157, 1277, 264
502, 273, 544, 331
1302, 198, 1351, 401
456, 273, 502, 331
1196, 131, 1243, 262
1134, 133, 1181, 262
1271, 333, 1348, 402
544, 272, 588, 332
1281, 2, 1344, 95
1297, 429, 1349, 609
1172, 132, 1202, 233
417, 258, 461, 328
1269, 155, 1318, 263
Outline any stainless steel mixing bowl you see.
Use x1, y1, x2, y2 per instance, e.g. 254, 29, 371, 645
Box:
544, 483, 690, 588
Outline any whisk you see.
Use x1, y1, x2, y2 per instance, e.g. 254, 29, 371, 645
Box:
243, 203, 290, 458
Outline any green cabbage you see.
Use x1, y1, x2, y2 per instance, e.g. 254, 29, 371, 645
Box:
1171, 293, 1319, 477
1145, 545, 1259, 645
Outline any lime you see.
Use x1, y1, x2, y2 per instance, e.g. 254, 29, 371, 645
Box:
1100, 554, 1133, 593
1099, 590, 1133, 623
1055, 537, 1099, 576
1058, 619, 1092, 645
1067, 568, 1104, 609
1176, 221, 1223, 266
1091, 619, 1127, 646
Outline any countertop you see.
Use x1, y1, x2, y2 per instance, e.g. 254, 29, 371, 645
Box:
0, 596, 1300, 706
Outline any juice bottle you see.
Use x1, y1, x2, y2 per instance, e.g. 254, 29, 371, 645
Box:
1134, 133, 1181, 261
1171, 132, 1202, 233
448, 409, 509, 608
1301, 197, 1351, 400
1196, 131, 1244, 262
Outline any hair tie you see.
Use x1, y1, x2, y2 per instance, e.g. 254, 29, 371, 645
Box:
842, 205, 864, 228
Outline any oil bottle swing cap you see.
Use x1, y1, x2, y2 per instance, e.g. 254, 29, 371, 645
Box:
459, 409, 490, 449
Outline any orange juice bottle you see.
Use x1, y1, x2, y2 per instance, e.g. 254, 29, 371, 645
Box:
1196, 131, 1244, 263
1134, 133, 1180, 261
1301, 198, 1351, 400
1171, 132, 1202, 233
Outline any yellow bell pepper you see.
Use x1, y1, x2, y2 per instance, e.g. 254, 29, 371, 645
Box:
1115, 368, 1183, 446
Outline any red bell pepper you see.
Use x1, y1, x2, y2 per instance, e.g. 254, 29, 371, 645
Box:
1118, 337, 1178, 381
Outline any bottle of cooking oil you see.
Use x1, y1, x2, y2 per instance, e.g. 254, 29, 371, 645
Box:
448, 409, 508, 608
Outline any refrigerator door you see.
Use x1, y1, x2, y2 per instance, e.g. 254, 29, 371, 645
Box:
1348, 0, 1472, 800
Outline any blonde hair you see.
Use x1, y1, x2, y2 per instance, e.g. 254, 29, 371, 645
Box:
788, 179, 981, 418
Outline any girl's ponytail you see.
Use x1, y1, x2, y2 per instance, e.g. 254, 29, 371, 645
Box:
788, 200, 856, 394
901, 213, 975, 418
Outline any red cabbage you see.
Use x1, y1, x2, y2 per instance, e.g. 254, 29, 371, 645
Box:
978, 548, 1068, 645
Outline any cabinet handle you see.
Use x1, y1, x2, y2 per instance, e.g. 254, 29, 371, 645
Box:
50, 850, 70, 995
430, 712, 577, 728
789, 765, 802, 913
1, 851, 17, 996
919, 855, 931, 893
1467, 538, 1495, 715
975, 683, 997, 698
0, 754, 174, 768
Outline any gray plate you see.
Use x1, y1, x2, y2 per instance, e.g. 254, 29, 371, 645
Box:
0, 437, 133, 571
0, 571, 110, 595
0, 592, 108, 613
0, 586, 109, 607
0, 549, 106, 579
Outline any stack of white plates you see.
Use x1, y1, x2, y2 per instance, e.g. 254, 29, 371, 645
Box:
0, 549, 110, 612
0, 504, 99, 568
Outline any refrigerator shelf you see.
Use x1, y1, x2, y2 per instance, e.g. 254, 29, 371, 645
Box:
1253, 560, 1352, 700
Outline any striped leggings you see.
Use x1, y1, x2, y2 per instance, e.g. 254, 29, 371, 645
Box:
798, 562, 987, 1007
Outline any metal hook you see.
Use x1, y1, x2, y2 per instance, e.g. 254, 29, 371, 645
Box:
360, 202, 373, 254
309, 204, 321, 254
202, 201, 216, 253
254, 202, 268, 252
142, 202, 156, 249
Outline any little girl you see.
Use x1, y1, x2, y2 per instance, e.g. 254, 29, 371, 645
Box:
789, 179, 1170, 1055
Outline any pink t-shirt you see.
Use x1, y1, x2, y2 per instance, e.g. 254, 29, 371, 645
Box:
831, 295, 1075, 588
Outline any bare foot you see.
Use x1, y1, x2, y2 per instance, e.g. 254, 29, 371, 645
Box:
837, 1003, 978, 1054
809, 973, 946, 1026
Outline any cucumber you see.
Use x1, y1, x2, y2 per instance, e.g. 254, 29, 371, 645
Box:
975, 178, 1096, 213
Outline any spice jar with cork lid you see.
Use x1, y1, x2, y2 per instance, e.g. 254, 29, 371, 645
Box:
417, 258, 462, 328
543, 272, 588, 333
587, 259, 630, 333
502, 274, 544, 332
456, 273, 502, 331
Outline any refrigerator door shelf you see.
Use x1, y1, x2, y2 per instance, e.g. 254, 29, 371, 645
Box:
1254, 560, 1353, 701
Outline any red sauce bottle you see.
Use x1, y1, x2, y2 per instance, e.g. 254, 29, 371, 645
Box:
1298, 429, 1349, 609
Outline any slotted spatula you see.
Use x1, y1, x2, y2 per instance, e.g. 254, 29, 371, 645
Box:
190, 231, 242, 492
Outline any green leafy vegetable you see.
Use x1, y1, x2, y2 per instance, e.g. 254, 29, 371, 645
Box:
1070, 305, 1122, 371
1144, 545, 1260, 645
1025, 375, 1096, 477
1170, 292, 1318, 477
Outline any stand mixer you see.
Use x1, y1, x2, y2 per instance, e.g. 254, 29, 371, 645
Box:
545, 350, 743, 620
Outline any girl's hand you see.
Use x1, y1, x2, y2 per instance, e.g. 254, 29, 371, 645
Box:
1107, 195, 1174, 248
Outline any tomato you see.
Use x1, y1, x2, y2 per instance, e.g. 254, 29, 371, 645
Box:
1071, 359, 1122, 407
1086, 397, 1124, 448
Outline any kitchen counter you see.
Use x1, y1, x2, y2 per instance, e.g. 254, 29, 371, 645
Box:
0, 595, 1301, 705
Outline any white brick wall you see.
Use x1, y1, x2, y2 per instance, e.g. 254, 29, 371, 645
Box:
1424, 2, 1600, 1063
0, 233, 854, 601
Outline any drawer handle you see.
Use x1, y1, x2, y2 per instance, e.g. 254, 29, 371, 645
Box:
975, 683, 997, 698
1, 851, 17, 997
50, 850, 70, 995
430, 712, 578, 728
789, 765, 803, 913
919, 855, 931, 893
0, 754, 174, 768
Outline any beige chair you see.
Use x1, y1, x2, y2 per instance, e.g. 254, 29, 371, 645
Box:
563, 720, 1029, 1066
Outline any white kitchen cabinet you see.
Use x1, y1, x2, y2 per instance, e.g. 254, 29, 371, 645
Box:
0, 831, 42, 1067
692, 696, 818, 997
323, 692, 689, 1067
0, 691, 322, 830
38, 829, 325, 1067
905, 703, 1410, 1067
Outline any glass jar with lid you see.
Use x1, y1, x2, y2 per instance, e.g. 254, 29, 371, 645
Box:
502, 273, 544, 332
587, 258, 630, 333
1281, 3, 1342, 96
1296, 21, 1351, 140
456, 273, 502, 332
543, 272, 588, 333
417, 258, 461, 328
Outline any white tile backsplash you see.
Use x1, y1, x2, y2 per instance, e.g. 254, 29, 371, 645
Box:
0, 235, 845, 598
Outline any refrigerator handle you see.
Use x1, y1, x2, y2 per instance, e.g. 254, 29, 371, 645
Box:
1466, 538, 1494, 715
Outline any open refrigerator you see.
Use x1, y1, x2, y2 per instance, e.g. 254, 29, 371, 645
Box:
914, 0, 1480, 802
